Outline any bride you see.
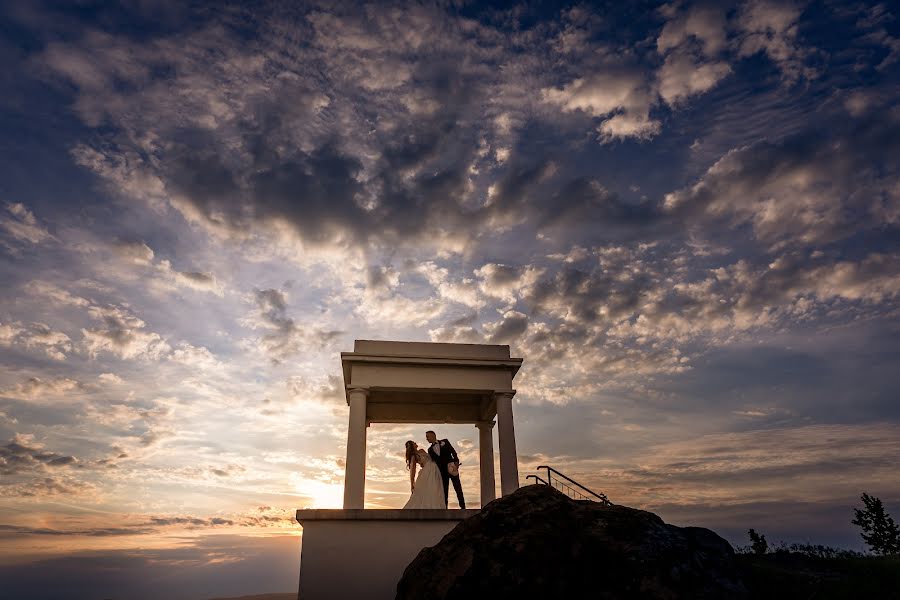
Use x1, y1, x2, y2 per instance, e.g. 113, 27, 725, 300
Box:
403, 440, 445, 509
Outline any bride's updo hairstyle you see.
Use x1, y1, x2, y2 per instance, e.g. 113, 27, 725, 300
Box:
405, 440, 417, 470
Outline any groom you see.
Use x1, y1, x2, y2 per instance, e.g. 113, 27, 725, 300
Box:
426, 430, 465, 509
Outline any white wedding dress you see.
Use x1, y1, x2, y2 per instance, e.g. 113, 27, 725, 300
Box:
403, 449, 445, 509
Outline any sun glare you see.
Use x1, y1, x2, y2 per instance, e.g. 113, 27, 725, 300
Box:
295, 477, 344, 509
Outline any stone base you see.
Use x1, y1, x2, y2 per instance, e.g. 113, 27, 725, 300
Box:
295, 509, 477, 600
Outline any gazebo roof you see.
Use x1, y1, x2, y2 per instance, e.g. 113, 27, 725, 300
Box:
340, 340, 523, 424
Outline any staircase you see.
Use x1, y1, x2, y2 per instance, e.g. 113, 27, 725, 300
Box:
526, 465, 611, 505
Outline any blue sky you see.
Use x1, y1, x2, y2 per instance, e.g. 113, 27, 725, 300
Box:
1, 0, 898, 598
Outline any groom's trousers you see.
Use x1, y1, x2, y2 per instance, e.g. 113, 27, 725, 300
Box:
441, 469, 465, 509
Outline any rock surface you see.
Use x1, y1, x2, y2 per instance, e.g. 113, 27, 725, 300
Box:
396, 484, 748, 599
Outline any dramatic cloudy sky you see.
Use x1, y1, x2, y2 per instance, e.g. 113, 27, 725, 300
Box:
1, 0, 898, 597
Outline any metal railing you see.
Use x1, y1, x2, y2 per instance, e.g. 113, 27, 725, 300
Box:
530, 465, 611, 505
525, 474, 549, 486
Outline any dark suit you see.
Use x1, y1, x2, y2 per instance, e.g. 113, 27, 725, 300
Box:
428, 438, 465, 509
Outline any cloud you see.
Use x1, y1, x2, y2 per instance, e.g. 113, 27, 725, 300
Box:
655, 4, 731, 107
658, 51, 731, 105
208, 463, 245, 478
168, 342, 224, 372
70, 144, 169, 211
103, 239, 225, 296
417, 262, 484, 309
0, 202, 54, 246
543, 70, 660, 142
720, 252, 900, 307
663, 114, 900, 248
244, 289, 341, 363
0, 436, 79, 476
855, 5, 900, 71
40, 4, 737, 259
148, 516, 234, 527
0, 476, 97, 498
475, 263, 544, 305
170, 268, 222, 295
484, 310, 529, 343
657, 4, 728, 57
0, 524, 154, 537
111, 239, 155, 265
41, 16, 496, 253
21, 281, 92, 309
286, 374, 344, 406
0, 321, 74, 360
610, 423, 900, 506
0, 377, 85, 402
81, 305, 170, 360
735, 0, 816, 82
347, 266, 452, 328
428, 324, 482, 344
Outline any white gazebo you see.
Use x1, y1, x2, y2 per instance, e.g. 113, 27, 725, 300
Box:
295, 340, 524, 600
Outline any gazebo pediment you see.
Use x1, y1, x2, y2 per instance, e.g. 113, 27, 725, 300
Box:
341, 340, 522, 424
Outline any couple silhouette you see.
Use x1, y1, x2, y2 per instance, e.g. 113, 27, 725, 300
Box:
403, 430, 465, 509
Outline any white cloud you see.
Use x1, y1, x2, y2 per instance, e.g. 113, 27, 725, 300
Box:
1, 377, 84, 401
71, 145, 169, 212
242, 289, 341, 363
0, 321, 74, 360
657, 4, 728, 57
98, 373, 124, 384
0, 203, 54, 246
160, 262, 224, 296
736, 0, 816, 82
168, 343, 224, 373
475, 263, 544, 305
101, 240, 225, 296
112, 239, 155, 265
82, 305, 170, 360
428, 324, 482, 344
662, 126, 900, 248
483, 310, 529, 343
543, 71, 660, 142
658, 51, 731, 106
417, 262, 484, 309
22, 281, 92, 308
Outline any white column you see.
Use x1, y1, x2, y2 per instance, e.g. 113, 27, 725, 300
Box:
475, 420, 496, 507
342, 386, 368, 509
495, 390, 519, 496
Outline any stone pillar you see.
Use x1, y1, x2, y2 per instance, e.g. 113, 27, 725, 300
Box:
343, 386, 368, 509
495, 390, 519, 496
475, 420, 496, 507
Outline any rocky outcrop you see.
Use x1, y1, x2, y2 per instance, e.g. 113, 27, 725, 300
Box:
396, 485, 748, 599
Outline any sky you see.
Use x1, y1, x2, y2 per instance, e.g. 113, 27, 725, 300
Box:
0, 0, 898, 597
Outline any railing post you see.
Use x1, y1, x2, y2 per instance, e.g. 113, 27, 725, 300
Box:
540, 465, 551, 489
